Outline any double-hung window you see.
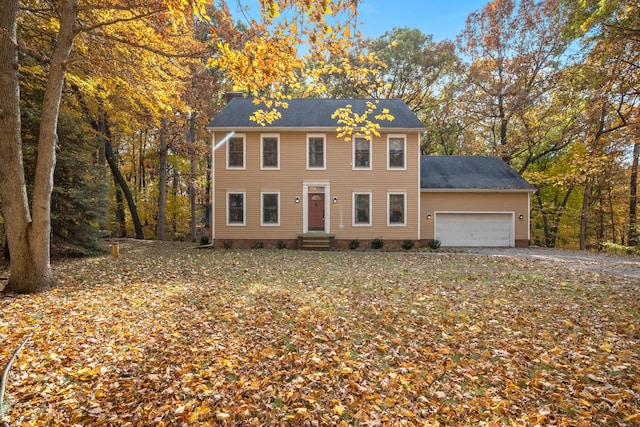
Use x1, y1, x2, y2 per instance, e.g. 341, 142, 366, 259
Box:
307, 134, 326, 169
261, 134, 279, 169
388, 135, 406, 169
227, 192, 245, 225
353, 137, 371, 169
353, 193, 372, 226
261, 192, 280, 226
388, 192, 406, 226
227, 135, 245, 169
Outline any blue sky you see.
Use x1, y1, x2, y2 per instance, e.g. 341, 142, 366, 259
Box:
357, 0, 489, 41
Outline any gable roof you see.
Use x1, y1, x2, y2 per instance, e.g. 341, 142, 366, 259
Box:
207, 98, 425, 131
421, 156, 536, 191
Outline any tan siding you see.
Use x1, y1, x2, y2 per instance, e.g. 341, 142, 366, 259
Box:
213, 131, 421, 241
420, 192, 530, 242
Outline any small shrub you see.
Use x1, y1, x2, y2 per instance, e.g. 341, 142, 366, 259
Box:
427, 239, 441, 250
223, 240, 233, 249
199, 236, 210, 246
349, 239, 360, 250
252, 241, 264, 249
277, 240, 287, 250
600, 241, 639, 255
371, 237, 384, 250
401, 239, 415, 250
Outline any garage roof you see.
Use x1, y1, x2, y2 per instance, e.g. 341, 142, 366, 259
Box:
207, 98, 425, 130
421, 156, 535, 191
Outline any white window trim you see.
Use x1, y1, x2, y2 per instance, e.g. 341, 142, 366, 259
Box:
352, 192, 373, 227
226, 190, 246, 226
352, 136, 372, 170
387, 191, 407, 227
227, 133, 246, 170
260, 133, 280, 170
260, 191, 280, 226
306, 133, 326, 170
387, 134, 407, 170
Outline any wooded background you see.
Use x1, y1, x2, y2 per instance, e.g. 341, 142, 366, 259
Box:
0, 0, 638, 259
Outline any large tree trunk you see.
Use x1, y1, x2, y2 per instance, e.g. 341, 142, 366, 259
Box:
0, 0, 77, 293
629, 140, 639, 246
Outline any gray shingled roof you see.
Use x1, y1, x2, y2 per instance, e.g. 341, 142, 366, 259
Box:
421, 156, 535, 191
207, 98, 425, 130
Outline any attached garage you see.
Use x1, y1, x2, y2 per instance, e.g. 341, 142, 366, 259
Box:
420, 156, 536, 248
435, 212, 514, 247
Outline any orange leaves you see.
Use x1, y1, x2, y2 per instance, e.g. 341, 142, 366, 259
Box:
1, 242, 639, 425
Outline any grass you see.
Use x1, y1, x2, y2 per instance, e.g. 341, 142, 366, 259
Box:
1, 241, 639, 426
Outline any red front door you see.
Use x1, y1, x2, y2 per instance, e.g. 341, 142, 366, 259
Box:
308, 193, 325, 231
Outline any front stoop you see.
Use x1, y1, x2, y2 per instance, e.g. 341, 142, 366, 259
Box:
299, 233, 334, 251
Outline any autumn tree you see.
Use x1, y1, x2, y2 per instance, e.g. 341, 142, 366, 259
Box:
456, 0, 572, 170
0, 0, 208, 293
562, 0, 640, 248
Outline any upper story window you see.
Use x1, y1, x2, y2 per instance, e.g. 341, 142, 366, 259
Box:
353, 137, 371, 169
261, 134, 279, 169
307, 134, 326, 169
388, 135, 406, 170
227, 134, 245, 169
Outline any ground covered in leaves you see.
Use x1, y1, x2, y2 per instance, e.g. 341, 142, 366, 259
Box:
1, 241, 639, 426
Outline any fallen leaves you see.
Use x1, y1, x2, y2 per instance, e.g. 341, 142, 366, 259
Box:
1, 241, 639, 425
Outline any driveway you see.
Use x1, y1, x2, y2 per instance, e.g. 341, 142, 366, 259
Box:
458, 247, 640, 282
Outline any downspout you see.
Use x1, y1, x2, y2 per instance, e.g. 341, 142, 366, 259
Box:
210, 131, 236, 245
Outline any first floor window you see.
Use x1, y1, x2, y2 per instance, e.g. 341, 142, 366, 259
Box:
228, 192, 245, 225
353, 193, 371, 225
262, 192, 279, 225
388, 193, 406, 225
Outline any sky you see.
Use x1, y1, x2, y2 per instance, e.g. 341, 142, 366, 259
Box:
356, 0, 489, 41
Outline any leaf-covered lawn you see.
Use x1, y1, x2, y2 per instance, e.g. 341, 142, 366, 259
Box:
1, 241, 639, 426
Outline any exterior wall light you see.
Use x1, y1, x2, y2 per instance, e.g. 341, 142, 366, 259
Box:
426, 213, 432, 220
518, 213, 524, 219
295, 196, 300, 204
333, 196, 338, 204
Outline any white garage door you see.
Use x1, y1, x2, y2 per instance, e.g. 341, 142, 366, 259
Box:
435, 213, 513, 247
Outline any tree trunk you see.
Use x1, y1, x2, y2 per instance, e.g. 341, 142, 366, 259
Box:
158, 119, 167, 240
104, 136, 144, 239
629, 140, 639, 246
189, 113, 197, 242
114, 177, 126, 238
579, 180, 591, 250
1, 0, 77, 293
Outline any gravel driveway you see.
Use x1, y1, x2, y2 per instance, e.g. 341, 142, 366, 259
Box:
459, 247, 640, 282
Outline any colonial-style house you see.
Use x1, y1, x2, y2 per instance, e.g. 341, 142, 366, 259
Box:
206, 98, 534, 249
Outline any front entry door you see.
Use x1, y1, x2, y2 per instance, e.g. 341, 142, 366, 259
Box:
308, 193, 325, 231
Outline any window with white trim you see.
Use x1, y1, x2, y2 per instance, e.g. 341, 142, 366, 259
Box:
227, 192, 245, 225
388, 192, 406, 226
307, 134, 326, 169
261, 134, 279, 169
353, 192, 372, 226
388, 135, 406, 169
353, 137, 371, 169
261, 192, 280, 226
227, 135, 245, 169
